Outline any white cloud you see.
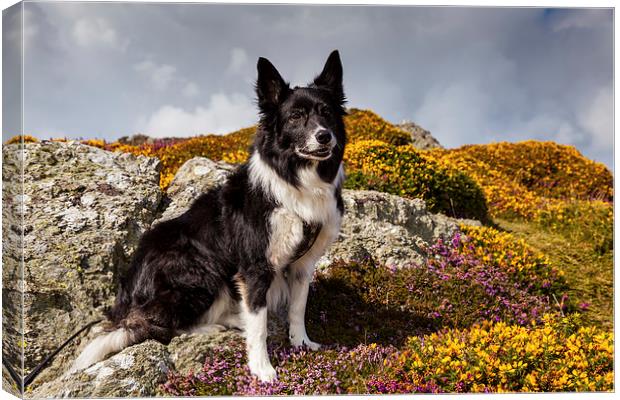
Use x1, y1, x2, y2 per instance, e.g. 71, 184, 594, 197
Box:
140, 93, 256, 137
577, 86, 613, 151
134, 60, 201, 96
227, 47, 249, 75
517, 113, 582, 146
182, 82, 200, 97
133, 60, 177, 91
72, 18, 127, 50
413, 80, 493, 148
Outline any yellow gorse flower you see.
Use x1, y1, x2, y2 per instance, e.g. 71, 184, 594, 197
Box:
389, 314, 613, 393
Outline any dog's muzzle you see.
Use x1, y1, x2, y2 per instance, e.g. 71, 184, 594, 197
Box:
296, 128, 336, 161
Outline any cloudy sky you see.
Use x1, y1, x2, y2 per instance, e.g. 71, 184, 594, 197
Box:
2, 2, 613, 168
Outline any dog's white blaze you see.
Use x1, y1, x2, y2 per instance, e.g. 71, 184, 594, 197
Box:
291, 216, 341, 276
265, 208, 306, 311
242, 305, 277, 382
67, 328, 132, 374
248, 152, 344, 225
267, 208, 304, 268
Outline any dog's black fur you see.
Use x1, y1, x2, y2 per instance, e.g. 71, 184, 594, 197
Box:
70, 51, 347, 378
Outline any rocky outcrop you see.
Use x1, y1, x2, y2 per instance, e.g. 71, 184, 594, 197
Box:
5, 147, 480, 398
1, 141, 163, 391
32, 341, 173, 398
2, 142, 23, 398
398, 121, 443, 150
2, 365, 20, 397
155, 157, 235, 224
321, 190, 478, 268
31, 331, 244, 398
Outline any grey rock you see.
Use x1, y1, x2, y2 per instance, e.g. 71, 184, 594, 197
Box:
320, 189, 477, 268
155, 157, 236, 223
398, 121, 443, 150
1, 141, 162, 386
30, 331, 248, 398
167, 331, 243, 375
31, 341, 172, 398
2, 365, 21, 397
2, 144, 24, 391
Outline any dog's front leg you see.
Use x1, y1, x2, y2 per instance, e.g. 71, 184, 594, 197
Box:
288, 270, 321, 350
237, 271, 277, 382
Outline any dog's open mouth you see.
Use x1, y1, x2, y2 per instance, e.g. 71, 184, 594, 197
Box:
295, 147, 332, 161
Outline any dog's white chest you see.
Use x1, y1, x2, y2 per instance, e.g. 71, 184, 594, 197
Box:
267, 208, 305, 268
250, 152, 344, 269
268, 209, 342, 272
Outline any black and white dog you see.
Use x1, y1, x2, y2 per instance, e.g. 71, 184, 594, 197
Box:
69, 50, 346, 382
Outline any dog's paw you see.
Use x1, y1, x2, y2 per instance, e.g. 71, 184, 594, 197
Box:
291, 336, 322, 351
304, 340, 322, 351
249, 358, 278, 382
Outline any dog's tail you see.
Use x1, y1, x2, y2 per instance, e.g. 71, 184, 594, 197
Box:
66, 327, 136, 374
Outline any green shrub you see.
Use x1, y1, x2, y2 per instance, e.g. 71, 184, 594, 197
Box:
344, 140, 489, 221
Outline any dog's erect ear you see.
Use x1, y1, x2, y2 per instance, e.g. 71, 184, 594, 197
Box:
256, 57, 289, 110
313, 50, 344, 103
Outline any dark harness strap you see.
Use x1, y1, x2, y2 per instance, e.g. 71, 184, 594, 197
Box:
289, 222, 322, 264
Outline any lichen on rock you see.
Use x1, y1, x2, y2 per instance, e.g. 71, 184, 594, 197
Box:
31, 341, 173, 398
154, 156, 235, 224
321, 189, 480, 268
2, 141, 163, 389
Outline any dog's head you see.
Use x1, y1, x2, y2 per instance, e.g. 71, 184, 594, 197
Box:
254, 50, 346, 165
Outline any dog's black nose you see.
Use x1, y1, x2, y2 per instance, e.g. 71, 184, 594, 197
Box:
315, 130, 332, 145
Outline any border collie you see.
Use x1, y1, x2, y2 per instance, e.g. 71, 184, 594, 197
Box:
69, 50, 346, 382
